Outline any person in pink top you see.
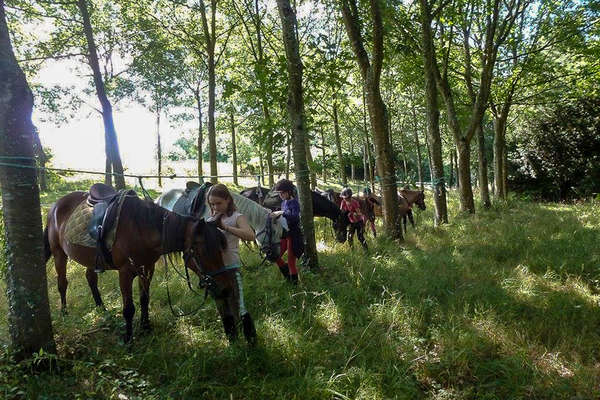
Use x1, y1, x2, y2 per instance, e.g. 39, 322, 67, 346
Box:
340, 187, 368, 251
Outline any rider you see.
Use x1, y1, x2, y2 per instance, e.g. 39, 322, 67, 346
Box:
340, 187, 368, 251
271, 179, 304, 285
362, 187, 377, 237
207, 184, 256, 323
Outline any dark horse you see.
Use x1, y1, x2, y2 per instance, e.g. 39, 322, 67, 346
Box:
44, 189, 246, 343
240, 186, 347, 243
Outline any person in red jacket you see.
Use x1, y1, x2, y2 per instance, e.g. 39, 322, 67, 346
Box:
340, 187, 368, 251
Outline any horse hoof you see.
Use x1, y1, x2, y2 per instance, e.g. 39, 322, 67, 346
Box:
242, 314, 257, 346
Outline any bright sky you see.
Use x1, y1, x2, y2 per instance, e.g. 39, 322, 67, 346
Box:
32, 61, 185, 177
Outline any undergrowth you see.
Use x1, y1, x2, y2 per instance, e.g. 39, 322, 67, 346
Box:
1, 183, 599, 399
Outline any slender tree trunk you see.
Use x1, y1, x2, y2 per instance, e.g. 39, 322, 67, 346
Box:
453, 150, 459, 188
449, 150, 454, 188
412, 107, 424, 190
341, 0, 401, 238
207, 52, 218, 183
419, 0, 448, 224
78, 0, 125, 189
493, 107, 508, 200
362, 87, 374, 191
456, 139, 475, 211
156, 108, 162, 187
285, 128, 291, 179
258, 149, 264, 185
230, 110, 238, 186
349, 132, 355, 181
398, 130, 408, 184
265, 109, 275, 187
333, 100, 346, 185
195, 90, 204, 178
0, 1, 56, 359
476, 122, 490, 208
305, 135, 317, 189
276, 0, 318, 268
104, 156, 112, 186
321, 129, 327, 183
32, 127, 47, 191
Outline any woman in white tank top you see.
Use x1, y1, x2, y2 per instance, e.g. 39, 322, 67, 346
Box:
207, 184, 255, 325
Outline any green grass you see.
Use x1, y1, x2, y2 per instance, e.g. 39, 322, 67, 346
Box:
1, 184, 600, 399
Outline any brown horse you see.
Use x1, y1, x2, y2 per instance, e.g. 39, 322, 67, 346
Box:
371, 189, 426, 233
44, 189, 246, 343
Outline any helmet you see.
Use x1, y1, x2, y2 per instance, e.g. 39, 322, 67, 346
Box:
341, 187, 353, 198
274, 179, 295, 193
363, 187, 372, 195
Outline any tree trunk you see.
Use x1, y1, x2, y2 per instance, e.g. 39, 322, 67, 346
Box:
32, 126, 47, 191
333, 100, 346, 185
195, 90, 204, 178
321, 129, 327, 183
156, 108, 162, 187
104, 156, 112, 186
412, 106, 424, 190
78, 0, 125, 189
476, 122, 490, 208
207, 52, 218, 183
456, 139, 475, 212
340, 0, 401, 238
448, 150, 454, 188
493, 107, 508, 200
231, 110, 238, 186
398, 129, 408, 184
305, 135, 317, 189
276, 0, 318, 268
285, 128, 291, 179
0, 1, 56, 359
362, 88, 374, 191
258, 149, 264, 185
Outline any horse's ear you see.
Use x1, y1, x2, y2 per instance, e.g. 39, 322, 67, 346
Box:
186, 181, 201, 191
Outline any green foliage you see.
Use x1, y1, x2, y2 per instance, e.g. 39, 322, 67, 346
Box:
510, 96, 600, 200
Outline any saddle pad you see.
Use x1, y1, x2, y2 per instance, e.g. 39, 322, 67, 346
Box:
64, 194, 126, 248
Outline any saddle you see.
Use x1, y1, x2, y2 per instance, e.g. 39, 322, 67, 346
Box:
173, 181, 212, 217
86, 183, 134, 272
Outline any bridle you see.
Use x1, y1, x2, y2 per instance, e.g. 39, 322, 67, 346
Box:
254, 212, 278, 264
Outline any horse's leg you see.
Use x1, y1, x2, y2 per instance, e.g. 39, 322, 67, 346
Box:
118, 269, 136, 343
408, 210, 415, 229
85, 267, 104, 309
216, 299, 238, 343
53, 249, 69, 314
138, 265, 154, 332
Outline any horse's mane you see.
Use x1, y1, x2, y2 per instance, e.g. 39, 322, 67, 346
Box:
122, 195, 168, 233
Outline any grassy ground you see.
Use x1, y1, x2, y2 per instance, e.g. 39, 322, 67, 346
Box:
1, 182, 599, 399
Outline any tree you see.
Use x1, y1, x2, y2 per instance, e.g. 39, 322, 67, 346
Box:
276, 0, 318, 269
0, 0, 55, 360
340, 0, 402, 239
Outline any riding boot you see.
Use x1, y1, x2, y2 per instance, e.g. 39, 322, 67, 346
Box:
278, 263, 290, 279
288, 273, 298, 285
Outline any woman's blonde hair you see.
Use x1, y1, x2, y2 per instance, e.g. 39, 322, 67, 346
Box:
207, 184, 236, 216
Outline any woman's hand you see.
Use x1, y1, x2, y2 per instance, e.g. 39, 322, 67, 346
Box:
271, 210, 283, 218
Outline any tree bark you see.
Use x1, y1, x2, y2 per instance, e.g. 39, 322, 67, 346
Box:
411, 106, 424, 190
199, 0, 219, 183
230, 110, 238, 185
476, 122, 491, 208
156, 108, 162, 187
32, 126, 47, 191
332, 100, 346, 185
341, 0, 401, 239
492, 105, 509, 200
456, 139, 475, 211
305, 135, 317, 189
419, 0, 448, 224
285, 128, 291, 179
276, 0, 318, 268
321, 129, 327, 183
0, 1, 56, 359
77, 0, 125, 189
195, 89, 204, 178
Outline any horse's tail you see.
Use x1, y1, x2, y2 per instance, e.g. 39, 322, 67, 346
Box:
43, 225, 52, 263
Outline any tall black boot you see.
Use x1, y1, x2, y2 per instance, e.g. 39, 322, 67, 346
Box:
278, 263, 290, 279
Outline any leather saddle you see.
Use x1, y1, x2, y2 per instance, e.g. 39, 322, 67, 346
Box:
173, 181, 212, 218
86, 183, 134, 271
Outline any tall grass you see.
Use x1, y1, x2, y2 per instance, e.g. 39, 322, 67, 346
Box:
1, 186, 599, 399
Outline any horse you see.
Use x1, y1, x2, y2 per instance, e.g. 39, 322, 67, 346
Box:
239, 186, 270, 206
317, 188, 379, 238
158, 182, 284, 262
241, 186, 347, 243
372, 189, 426, 232
44, 187, 243, 344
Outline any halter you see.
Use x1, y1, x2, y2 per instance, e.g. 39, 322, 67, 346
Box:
254, 213, 278, 264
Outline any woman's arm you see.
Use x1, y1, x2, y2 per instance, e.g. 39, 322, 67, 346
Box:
223, 214, 255, 241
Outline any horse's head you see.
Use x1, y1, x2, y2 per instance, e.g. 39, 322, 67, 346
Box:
183, 219, 235, 300
333, 210, 350, 243
256, 213, 282, 262
415, 191, 426, 210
